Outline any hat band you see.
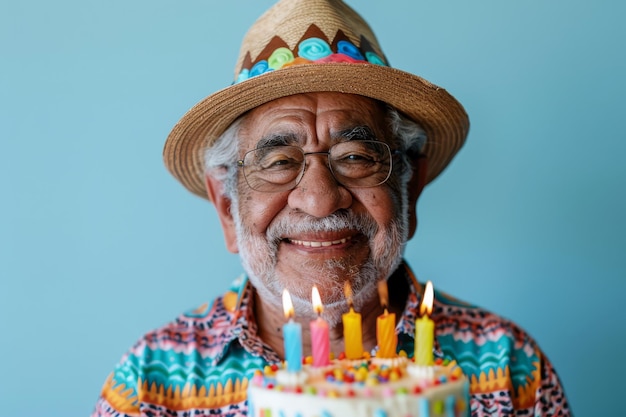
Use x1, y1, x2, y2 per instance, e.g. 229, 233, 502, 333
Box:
234, 26, 389, 84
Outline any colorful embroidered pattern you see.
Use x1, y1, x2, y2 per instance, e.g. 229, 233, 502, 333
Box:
92, 263, 570, 416
234, 25, 388, 84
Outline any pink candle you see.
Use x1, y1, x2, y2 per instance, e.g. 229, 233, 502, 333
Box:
310, 286, 330, 367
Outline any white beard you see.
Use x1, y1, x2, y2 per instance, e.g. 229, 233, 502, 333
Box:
231, 192, 409, 326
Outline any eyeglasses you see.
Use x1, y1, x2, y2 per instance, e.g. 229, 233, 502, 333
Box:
237, 140, 395, 193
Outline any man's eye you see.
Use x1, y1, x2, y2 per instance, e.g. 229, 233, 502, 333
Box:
346, 153, 375, 161
260, 154, 300, 169
334, 152, 377, 164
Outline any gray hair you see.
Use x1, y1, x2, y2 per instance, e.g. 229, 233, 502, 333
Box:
204, 105, 427, 200
204, 117, 244, 200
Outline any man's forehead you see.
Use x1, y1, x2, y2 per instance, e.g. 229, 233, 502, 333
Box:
238, 92, 388, 145
248, 93, 383, 120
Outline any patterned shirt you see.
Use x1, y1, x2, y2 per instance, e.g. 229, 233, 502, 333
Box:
92, 261, 571, 416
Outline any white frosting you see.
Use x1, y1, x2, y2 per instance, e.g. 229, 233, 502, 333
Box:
406, 363, 435, 380
275, 369, 309, 386
371, 356, 409, 368
248, 360, 469, 417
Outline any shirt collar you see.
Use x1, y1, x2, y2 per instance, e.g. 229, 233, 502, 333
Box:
395, 261, 446, 358
231, 277, 282, 363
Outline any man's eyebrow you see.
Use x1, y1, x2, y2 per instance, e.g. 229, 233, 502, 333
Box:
333, 126, 377, 141
255, 133, 299, 149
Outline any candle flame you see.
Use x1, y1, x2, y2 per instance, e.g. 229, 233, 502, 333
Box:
312, 286, 323, 315
419, 280, 434, 316
343, 282, 353, 308
282, 289, 294, 319
377, 280, 389, 309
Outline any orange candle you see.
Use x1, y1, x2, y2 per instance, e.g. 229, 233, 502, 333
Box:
376, 280, 397, 358
414, 281, 434, 366
342, 283, 363, 359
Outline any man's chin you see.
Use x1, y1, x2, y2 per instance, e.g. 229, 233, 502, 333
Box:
272, 264, 364, 299
247, 269, 352, 310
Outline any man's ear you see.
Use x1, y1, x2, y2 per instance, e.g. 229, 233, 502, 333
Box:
204, 173, 239, 253
406, 155, 428, 240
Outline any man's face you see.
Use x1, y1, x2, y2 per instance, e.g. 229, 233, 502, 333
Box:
229, 92, 409, 322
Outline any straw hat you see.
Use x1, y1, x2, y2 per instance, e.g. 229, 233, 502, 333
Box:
164, 0, 470, 199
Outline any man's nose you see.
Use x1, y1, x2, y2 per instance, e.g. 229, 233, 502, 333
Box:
287, 155, 352, 217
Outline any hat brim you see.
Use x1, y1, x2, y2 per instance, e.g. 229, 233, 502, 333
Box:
164, 62, 469, 199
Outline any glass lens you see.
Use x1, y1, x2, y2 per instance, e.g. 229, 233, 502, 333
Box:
329, 140, 392, 187
242, 146, 304, 192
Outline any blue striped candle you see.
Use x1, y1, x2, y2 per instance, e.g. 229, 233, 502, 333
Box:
283, 318, 302, 372
282, 289, 302, 372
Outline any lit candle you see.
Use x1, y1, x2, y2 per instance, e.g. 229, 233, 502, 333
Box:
342, 283, 363, 360
414, 280, 435, 366
310, 286, 330, 367
282, 289, 302, 372
376, 280, 397, 358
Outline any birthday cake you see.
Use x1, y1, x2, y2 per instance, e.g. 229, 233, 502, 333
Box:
250, 282, 469, 416
248, 354, 470, 417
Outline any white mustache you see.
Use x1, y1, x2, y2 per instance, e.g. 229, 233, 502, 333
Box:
266, 210, 378, 243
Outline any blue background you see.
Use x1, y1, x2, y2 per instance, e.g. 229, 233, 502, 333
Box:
2, 1, 624, 415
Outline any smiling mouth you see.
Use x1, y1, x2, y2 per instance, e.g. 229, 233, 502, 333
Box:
288, 237, 349, 248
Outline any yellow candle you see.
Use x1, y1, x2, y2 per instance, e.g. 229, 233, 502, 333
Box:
342, 282, 363, 359
342, 307, 363, 359
376, 280, 397, 358
414, 281, 435, 366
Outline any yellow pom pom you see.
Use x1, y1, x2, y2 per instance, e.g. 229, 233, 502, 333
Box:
353, 368, 366, 382
333, 369, 344, 381
365, 377, 379, 387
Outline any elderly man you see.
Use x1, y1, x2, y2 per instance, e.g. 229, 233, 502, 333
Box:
93, 0, 570, 416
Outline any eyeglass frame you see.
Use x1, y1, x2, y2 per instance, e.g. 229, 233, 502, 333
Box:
236, 139, 402, 193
